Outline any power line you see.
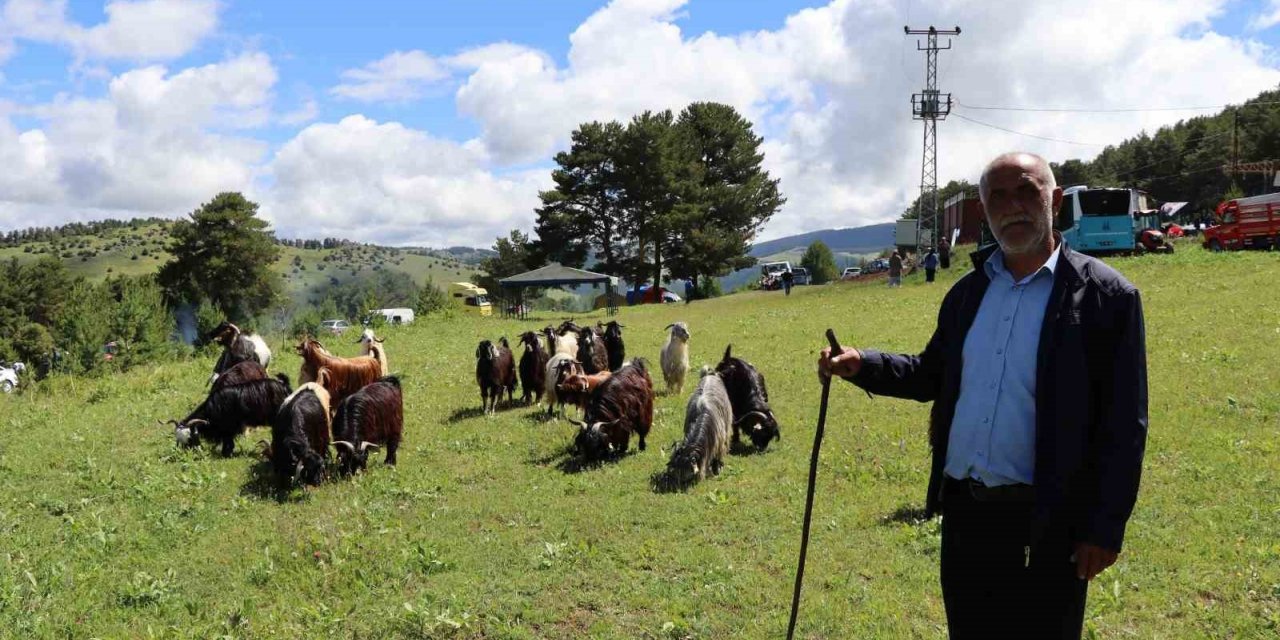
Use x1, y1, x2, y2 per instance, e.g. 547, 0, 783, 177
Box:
956, 100, 1280, 113
951, 112, 1106, 146
1113, 129, 1236, 177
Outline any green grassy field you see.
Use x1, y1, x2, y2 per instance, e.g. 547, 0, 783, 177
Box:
0, 223, 479, 304
1, 244, 1277, 638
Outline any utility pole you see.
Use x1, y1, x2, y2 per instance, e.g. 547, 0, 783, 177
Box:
905, 25, 960, 252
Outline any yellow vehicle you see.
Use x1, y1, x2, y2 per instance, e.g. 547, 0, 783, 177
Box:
448, 282, 492, 316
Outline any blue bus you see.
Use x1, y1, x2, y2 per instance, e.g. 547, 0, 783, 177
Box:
1057, 186, 1159, 254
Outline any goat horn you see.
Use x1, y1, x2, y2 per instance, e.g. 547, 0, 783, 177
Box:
733, 411, 769, 427
664, 323, 675, 330
158, 419, 179, 427
334, 441, 355, 453
570, 419, 587, 429
359, 441, 381, 452
295, 459, 305, 478
186, 419, 209, 427
374, 337, 384, 343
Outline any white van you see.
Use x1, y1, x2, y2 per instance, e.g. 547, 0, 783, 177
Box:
374, 308, 415, 325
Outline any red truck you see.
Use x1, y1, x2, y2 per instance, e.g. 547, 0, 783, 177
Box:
1203, 192, 1280, 251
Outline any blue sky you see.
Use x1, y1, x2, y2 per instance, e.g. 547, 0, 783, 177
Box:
2, 0, 1280, 246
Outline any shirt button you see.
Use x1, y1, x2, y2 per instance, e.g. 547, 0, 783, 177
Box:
1003, 315, 1011, 321
996, 348, 1003, 355
983, 418, 990, 424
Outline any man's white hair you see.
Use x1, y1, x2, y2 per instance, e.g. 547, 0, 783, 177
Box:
978, 152, 1057, 201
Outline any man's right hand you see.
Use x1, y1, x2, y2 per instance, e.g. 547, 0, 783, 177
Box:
818, 346, 862, 380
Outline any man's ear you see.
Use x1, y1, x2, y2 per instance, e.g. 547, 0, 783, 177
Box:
1051, 185, 1064, 215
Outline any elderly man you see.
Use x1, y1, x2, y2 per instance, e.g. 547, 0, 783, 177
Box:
819, 152, 1147, 639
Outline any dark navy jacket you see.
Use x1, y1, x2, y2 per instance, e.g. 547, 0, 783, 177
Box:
850, 238, 1148, 552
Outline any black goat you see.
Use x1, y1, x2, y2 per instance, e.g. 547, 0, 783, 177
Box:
573, 359, 654, 460
518, 331, 548, 406
715, 345, 780, 451
476, 339, 516, 414
577, 326, 609, 374
270, 384, 331, 486
599, 321, 626, 371
332, 376, 404, 474
163, 374, 292, 456
211, 360, 267, 392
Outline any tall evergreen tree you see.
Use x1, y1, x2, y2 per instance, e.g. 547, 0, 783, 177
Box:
530, 121, 625, 273
665, 102, 784, 291
157, 192, 282, 322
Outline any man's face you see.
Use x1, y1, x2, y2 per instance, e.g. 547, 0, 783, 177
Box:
980, 157, 1061, 255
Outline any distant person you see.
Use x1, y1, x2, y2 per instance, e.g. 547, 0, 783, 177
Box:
923, 248, 939, 283
888, 251, 903, 287
939, 236, 952, 269
685, 279, 694, 304
782, 269, 795, 296
820, 151, 1148, 640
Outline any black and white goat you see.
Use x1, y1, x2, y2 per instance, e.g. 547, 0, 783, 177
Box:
573, 359, 655, 460
206, 321, 271, 385
715, 345, 780, 451
162, 374, 292, 456
543, 353, 583, 417
332, 376, 404, 474
667, 367, 733, 483
598, 321, 625, 371
270, 382, 331, 485
476, 338, 516, 414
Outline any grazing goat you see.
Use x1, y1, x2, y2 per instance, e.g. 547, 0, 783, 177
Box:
557, 369, 612, 412
162, 374, 292, 456
578, 326, 609, 374
210, 360, 266, 392
356, 329, 389, 376
667, 367, 733, 484
518, 331, 549, 406
295, 338, 382, 409
476, 339, 516, 414
270, 383, 332, 485
207, 321, 271, 384
660, 322, 691, 394
716, 345, 780, 451
543, 353, 583, 417
598, 321, 626, 371
572, 359, 655, 460
333, 376, 404, 474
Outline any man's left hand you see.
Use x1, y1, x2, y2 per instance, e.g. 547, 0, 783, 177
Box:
1073, 543, 1118, 581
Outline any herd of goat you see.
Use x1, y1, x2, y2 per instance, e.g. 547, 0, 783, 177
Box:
476, 320, 780, 484
158, 318, 779, 488
160, 321, 403, 486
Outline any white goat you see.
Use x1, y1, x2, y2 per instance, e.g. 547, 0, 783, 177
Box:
660, 322, 691, 395
543, 353, 582, 418
356, 328, 389, 376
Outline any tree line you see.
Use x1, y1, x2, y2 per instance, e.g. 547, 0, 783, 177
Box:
0, 217, 172, 247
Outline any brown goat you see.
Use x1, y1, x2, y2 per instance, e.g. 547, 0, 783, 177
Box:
557, 370, 612, 411
295, 338, 382, 409
211, 360, 267, 391
572, 359, 654, 459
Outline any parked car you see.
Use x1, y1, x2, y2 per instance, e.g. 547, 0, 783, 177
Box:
0, 361, 24, 393
841, 267, 862, 280
321, 319, 352, 335
790, 267, 811, 285
863, 259, 891, 274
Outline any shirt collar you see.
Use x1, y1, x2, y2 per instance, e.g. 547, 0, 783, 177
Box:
984, 242, 1061, 286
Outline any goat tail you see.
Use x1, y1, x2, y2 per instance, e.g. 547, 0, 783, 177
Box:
723, 344, 733, 362
628, 357, 649, 374
379, 374, 402, 388
274, 372, 292, 389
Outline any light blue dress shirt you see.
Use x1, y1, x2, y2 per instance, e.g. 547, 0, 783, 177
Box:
945, 246, 1060, 486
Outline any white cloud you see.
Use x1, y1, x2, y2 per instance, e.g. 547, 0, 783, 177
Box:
1250, 1, 1280, 31
1, 53, 273, 215
330, 50, 452, 102
279, 99, 319, 126
0, 0, 219, 66
264, 115, 546, 246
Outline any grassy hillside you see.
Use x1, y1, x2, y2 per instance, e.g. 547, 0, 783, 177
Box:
0, 223, 480, 303
0, 243, 1277, 637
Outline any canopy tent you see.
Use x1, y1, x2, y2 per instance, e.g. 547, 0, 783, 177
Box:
498, 263, 620, 319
